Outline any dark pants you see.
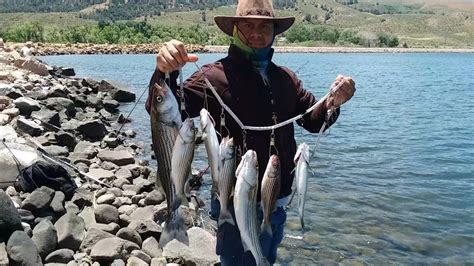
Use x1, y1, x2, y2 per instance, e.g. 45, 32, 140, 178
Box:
210, 197, 287, 265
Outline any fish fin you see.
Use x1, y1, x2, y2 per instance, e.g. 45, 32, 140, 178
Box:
260, 222, 273, 237
218, 209, 235, 227
159, 207, 189, 248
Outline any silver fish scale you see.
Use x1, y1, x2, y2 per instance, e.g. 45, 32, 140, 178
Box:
261, 172, 280, 228
171, 128, 196, 204
151, 122, 178, 213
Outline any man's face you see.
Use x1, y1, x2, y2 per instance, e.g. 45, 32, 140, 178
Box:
236, 18, 274, 49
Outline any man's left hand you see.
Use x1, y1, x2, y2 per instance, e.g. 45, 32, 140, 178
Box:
327, 75, 356, 109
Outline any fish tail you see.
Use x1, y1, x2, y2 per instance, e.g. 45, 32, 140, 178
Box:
159, 207, 189, 248
260, 221, 273, 237
217, 209, 235, 227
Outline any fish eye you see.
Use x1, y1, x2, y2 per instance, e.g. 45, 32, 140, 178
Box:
156, 96, 163, 103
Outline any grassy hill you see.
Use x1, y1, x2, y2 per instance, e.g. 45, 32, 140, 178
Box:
0, 0, 472, 48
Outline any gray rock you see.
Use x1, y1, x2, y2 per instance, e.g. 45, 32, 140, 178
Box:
112, 88, 136, 103
116, 227, 142, 247
18, 208, 35, 224
132, 177, 153, 192
31, 108, 60, 127
94, 204, 119, 224
144, 190, 165, 205
45, 97, 75, 116
97, 194, 116, 205
124, 129, 136, 138
77, 206, 96, 228
21, 186, 55, 213
98, 80, 116, 93
86, 96, 102, 109
5, 186, 17, 197
123, 184, 141, 194
79, 227, 114, 253
124, 164, 141, 178
113, 178, 131, 188
45, 248, 74, 264
1, 107, 20, 119
42, 145, 69, 157
51, 191, 66, 214
88, 168, 115, 181
128, 219, 162, 240
55, 212, 85, 250
97, 150, 135, 166
150, 258, 167, 266
103, 99, 120, 110
55, 131, 77, 150
119, 214, 132, 228
72, 141, 97, 159
70, 188, 93, 207
131, 194, 145, 205
130, 206, 156, 222
64, 202, 80, 214
162, 227, 219, 265
89, 222, 120, 235
0, 190, 23, 242
103, 136, 119, 148
6, 230, 42, 265
17, 117, 44, 136
19, 58, 49, 76
126, 255, 148, 266
0, 242, 8, 266
100, 161, 119, 171
115, 168, 132, 180
110, 259, 126, 266
90, 237, 140, 262
118, 205, 137, 216
13, 97, 41, 116
109, 187, 123, 197
0, 113, 10, 125
78, 119, 108, 139
32, 219, 57, 259
142, 237, 162, 258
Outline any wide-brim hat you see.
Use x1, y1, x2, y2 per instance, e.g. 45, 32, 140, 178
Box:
214, 0, 295, 36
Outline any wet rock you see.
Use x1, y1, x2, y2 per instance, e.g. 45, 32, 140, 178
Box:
95, 204, 119, 224
0, 190, 23, 242
31, 108, 60, 127
6, 230, 42, 265
162, 227, 219, 265
22, 186, 55, 213
13, 97, 41, 116
142, 237, 162, 258
97, 150, 135, 166
45, 248, 74, 264
116, 227, 142, 247
17, 117, 44, 136
32, 219, 58, 259
55, 212, 86, 250
112, 88, 136, 103
79, 227, 114, 253
78, 119, 108, 139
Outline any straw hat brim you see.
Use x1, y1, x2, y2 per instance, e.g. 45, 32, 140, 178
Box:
214, 15, 295, 36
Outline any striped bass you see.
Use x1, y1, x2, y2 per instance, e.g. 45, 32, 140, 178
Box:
294, 143, 310, 232
234, 150, 269, 266
149, 81, 187, 247
260, 155, 281, 237
217, 136, 236, 227
170, 118, 196, 209
200, 109, 220, 200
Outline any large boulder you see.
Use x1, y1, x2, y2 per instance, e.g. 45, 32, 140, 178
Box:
21, 186, 55, 213
162, 227, 219, 265
111, 88, 136, 103
45, 97, 76, 116
0, 190, 23, 242
19, 58, 49, 76
32, 219, 58, 259
97, 150, 134, 166
6, 230, 43, 265
13, 97, 41, 116
16, 117, 44, 136
55, 212, 86, 250
78, 119, 108, 139
31, 108, 60, 127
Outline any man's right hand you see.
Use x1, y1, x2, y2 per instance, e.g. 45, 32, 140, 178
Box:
156, 39, 199, 73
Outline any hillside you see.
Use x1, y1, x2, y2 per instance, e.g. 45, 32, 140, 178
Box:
0, 0, 472, 48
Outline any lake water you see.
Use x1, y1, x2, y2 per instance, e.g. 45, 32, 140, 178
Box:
41, 52, 474, 264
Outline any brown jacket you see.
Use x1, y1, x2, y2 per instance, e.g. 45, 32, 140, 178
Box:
146, 45, 339, 200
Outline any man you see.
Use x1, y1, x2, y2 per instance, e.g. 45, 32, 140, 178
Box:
146, 0, 355, 264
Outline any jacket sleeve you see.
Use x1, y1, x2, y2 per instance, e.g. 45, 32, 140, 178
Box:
289, 69, 340, 133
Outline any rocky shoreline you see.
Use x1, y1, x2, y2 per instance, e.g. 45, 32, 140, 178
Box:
5, 41, 473, 56
0, 38, 219, 266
